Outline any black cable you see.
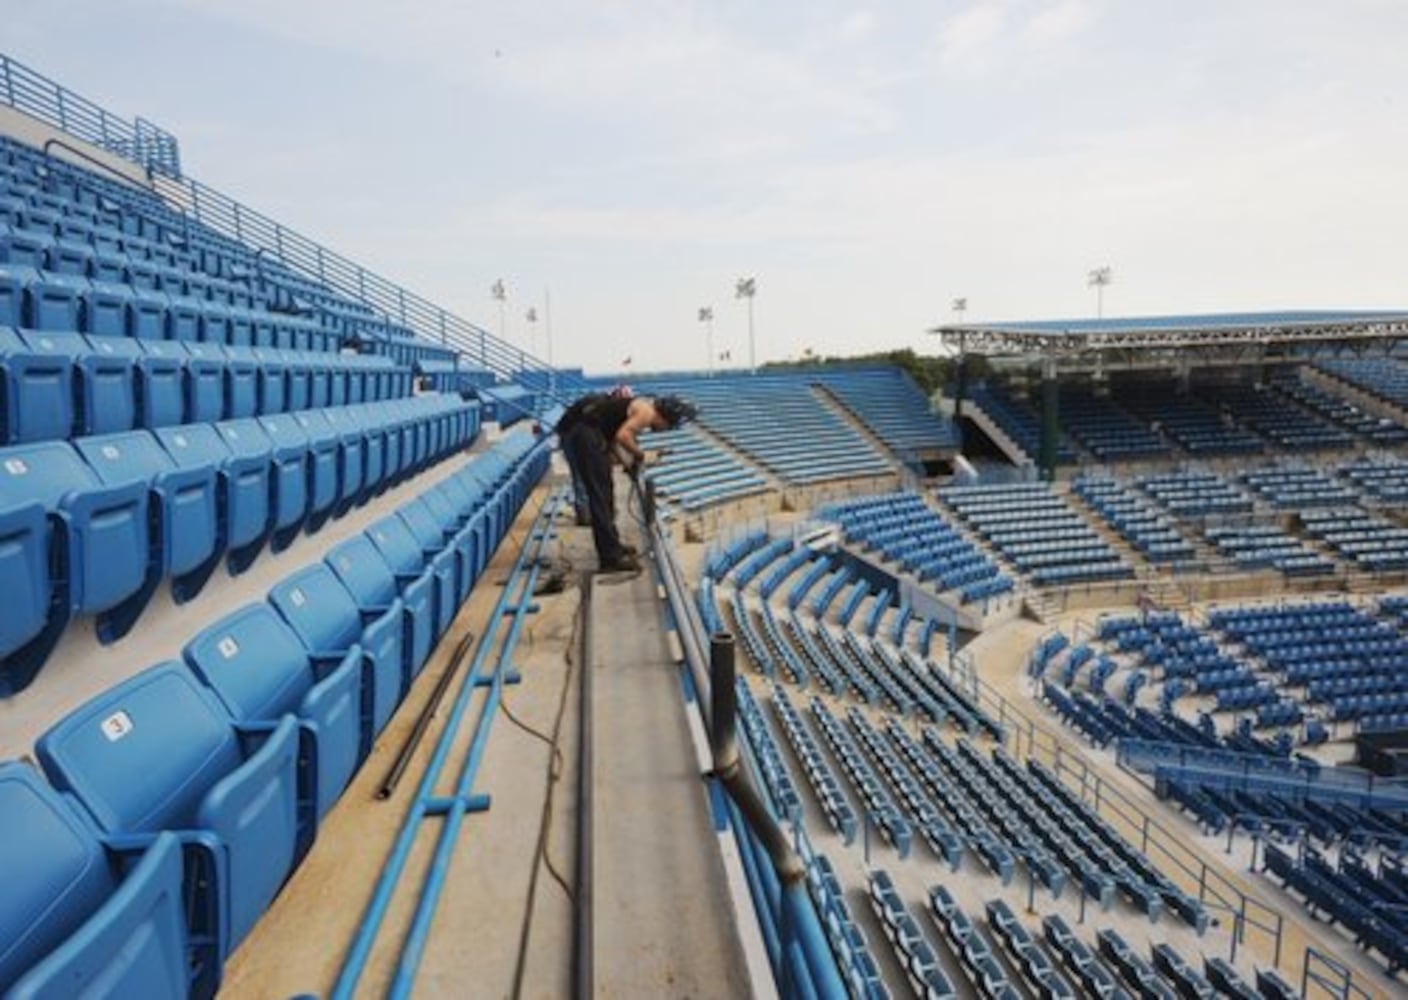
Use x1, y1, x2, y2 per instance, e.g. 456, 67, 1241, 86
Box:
508, 588, 584, 1000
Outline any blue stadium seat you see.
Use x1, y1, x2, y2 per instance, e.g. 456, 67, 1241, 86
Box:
27, 273, 85, 331
0, 325, 70, 444
0, 263, 32, 326
336, 405, 386, 501
46, 239, 93, 277
0, 440, 156, 692
155, 423, 272, 574
227, 308, 254, 348
184, 603, 362, 822
282, 350, 312, 411
394, 498, 460, 637
199, 304, 232, 346
164, 295, 201, 341
299, 408, 365, 516
366, 512, 453, 647
181, 342, 225, 424
268, 565, 405, 756
82, 335, 144, 435
222, 416, 308, 551
262, 411, 337, 533
35, 662, 306, 961
128, 287, 167, 339
75, 429, 223, 603
222, 345, 258, 419
251, 346, 286, 414
135, 340, 186, 428
0, 227, 51, 268
327, 533, 435, 682
0, 761, 212, 1000
81, 280, 131, 337
87, 249, 130, 285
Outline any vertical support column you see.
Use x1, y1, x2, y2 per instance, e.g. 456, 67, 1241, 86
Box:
1039, 352, 1059, 481
952, 332, 968, 420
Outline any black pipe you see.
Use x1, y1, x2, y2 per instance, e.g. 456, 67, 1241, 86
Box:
572, 573, 595, 1000
376, 629, 477, 799
706, 632, 806, 886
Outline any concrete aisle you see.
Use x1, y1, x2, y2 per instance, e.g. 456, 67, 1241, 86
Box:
588, 562, 752, 999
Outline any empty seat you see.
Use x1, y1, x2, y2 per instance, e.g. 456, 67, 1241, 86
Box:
181, 342, 225, 423
299, 408, 365, 516
221, 417, 307, 551
27, 273, 85, 331
0, 262, 32, 327
184, 603, 362, 822
81, 279, 132, 337
135, 340, 187, 428
395, 498, 461, 636
251, 346, 287, 414
334, 405, 386, 501
156, 423, 272, 574
75, 429, 223, 602
0, 440, 155, 693
35, 662, 306, 960
268, 564, 404, 756
263, 411, 339, 533
128, 287, 168, 339
222, 345, 258, 419
0, 328, 75, 442
327, 533, 435, 681
0, 760, 212, 1000
82, 334, 144, 434
367, 512, 455, 645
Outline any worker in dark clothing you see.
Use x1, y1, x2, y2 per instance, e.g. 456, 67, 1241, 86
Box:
556, 392, 696, 572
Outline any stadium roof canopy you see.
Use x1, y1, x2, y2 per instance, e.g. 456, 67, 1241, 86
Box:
930, 310, 1408, 355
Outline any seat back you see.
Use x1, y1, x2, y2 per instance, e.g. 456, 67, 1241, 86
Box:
398, 497, 447, 552
153, 422, 232, 471
36, 662, 245, 834
0, 439, 103, 510
184, 603, 313, 722
326, 534, 400, 609
0, 760, 113, 988
268, 563, 363, 654
73, 430, 174, 487
366, 513, 425, 576
136, 340, 187, 428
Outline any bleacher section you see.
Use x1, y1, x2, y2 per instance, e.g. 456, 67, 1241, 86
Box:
814, 367, 958, 455
1198, 381, 1353, 451
941, 483, 1134, 586
642, 424, 769, 512
1061, 387, 1168, 461
822, 491, 1013, 605
1073, 474, 1195, 563
1318, 356, 1408, 412
615, 374, 898, 485
1115, 384, 1264, 455
1, 428, 550, 996
1274, 370, 1408, 445
965, 381, 1076, 464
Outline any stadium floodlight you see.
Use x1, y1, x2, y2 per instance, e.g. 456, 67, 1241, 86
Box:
525, 307, 538, 356
698, 306, 715, 376
491, 279, 507, 340
735, 277, 757, 371
1087, 266, 1112, 319
952, 297, 967, 323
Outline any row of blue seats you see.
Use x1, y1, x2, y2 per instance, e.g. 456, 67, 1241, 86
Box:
0, 220, 262, 309
1264, 843, 1408, 974
866, 871, 956, 998
1276, 372, 1408, 444
0, 260, 339, 349
1202, 383, 1353, 452
0, 429, 548, 998
771, 685, 859, 843
0, 327, 408, 444
0, 394, 478, 694
1241, 465, 1357, 509
1074, 475, 1195, 563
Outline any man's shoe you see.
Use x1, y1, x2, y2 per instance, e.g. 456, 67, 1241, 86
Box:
597, 553, 641, 573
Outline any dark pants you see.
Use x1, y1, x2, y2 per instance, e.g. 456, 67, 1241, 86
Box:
561, 423, 624, 563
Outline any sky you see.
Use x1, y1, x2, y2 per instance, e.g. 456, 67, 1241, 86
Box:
7, 1, 1408, 375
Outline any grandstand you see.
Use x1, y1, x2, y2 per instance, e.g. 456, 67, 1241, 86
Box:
7, 50, 1408, 1000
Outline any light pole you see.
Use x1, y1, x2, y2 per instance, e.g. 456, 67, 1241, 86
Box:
491, 278, 507, 341
1087, 266, 1112, 319
952, 296, 967, 325
698, 306, 714, 376
525, 307, 538, 357
735, 276, 756, 371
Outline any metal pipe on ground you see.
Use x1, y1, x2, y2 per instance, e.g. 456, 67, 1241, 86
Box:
572, 572, 595, 1000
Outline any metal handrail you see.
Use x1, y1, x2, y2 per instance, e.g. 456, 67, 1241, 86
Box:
148, 170, 588, 409
0, 53, 179, 175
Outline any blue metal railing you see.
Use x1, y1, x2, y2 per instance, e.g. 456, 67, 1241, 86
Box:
150, 170, 586, 405
0, 53, 180, 176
